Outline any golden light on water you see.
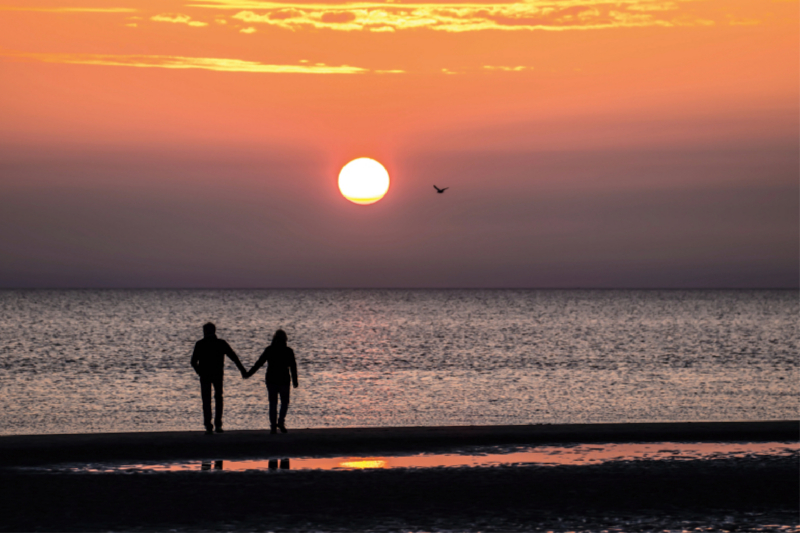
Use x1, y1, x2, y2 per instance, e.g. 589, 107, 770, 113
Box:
338, 158, 390, 205
338, 459, 387, 469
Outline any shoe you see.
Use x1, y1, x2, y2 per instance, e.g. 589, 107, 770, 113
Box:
205, 428, 214, 436
278, 423, 288, 434
270, 427, 277, 434
215, 427, 224, 433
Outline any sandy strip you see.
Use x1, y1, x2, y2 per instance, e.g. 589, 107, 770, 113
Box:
1, 420, 796, 467
0, 422, 797, 532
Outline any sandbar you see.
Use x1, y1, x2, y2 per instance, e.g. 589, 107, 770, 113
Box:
0, 421, 797, 532
0, 420, 796, 467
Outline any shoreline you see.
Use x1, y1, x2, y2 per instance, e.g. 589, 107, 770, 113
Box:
1, 420, 797, 531
1, 420, 796, 467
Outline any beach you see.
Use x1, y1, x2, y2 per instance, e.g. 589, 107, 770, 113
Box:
2, 0, 797, 528
1, 289, 796, 532
1, 421, 797, 532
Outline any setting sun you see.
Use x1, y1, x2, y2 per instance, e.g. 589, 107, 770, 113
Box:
338, 158, 390, 205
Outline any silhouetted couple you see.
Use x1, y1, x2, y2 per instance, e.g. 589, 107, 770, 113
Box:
191, 323, 298, 436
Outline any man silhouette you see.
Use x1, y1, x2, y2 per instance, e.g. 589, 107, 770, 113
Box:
191, 322, 247, 435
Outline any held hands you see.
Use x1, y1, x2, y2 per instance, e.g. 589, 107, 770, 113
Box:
240, 368, 250, 379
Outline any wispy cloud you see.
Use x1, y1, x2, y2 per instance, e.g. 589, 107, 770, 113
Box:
3, 51, 369, 73
626, 1, 679, 11
181, 0, 730, 33
0, 6, 136, 12
151, 13, 209, 27
483, 65, 532, 71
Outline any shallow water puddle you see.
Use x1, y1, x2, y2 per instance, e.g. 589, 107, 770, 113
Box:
62, 442, 798, 473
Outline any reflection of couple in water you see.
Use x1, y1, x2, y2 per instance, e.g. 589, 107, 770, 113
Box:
191, 322, 298, 436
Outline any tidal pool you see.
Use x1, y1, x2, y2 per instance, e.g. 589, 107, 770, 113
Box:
54, 441, 799, 473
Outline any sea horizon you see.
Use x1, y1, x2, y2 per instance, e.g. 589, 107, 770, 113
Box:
2, 287, 798, 291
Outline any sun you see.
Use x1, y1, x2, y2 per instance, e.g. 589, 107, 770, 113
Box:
338, 158, 390, 205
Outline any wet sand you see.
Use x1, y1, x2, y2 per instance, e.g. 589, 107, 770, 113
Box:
0, 421, 797, 532
1, 420, 796, 466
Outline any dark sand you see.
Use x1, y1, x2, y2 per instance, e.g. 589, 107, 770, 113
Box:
1, 421, 797, 532
1, 420, 796, 466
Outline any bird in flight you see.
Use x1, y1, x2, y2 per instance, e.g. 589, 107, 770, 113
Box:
433, 185, 449, 194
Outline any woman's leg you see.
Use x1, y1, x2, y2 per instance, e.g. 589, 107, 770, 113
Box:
266, 383, 279, 428
278, 384, 291, 428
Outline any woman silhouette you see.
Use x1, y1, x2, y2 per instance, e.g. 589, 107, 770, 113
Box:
245, 330, 299, 434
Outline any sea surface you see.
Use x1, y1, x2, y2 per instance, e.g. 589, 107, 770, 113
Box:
0, 290, 796, 435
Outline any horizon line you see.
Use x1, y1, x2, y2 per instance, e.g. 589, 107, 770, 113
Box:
0, 287, 797, 291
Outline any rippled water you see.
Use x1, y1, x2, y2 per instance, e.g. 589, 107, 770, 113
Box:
0, 290, 796, 435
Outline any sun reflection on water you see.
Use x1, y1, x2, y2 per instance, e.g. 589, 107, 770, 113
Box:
338, 459, 387, 469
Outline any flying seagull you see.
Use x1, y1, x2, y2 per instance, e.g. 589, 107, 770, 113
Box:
433, 185, 449, 193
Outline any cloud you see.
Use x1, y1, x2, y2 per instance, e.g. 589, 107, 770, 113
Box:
3, 51, 370, 74
483, 65, 532, 71
321, 11, 356, 23
198, 0, 737, 33
151, 13, 209, 27
240, 26, 257, 32
0, 6, 136, 12
626, 1, 679, 11
728, 18, 760, 26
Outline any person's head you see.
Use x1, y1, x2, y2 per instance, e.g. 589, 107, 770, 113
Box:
203, 322, 216, 338
271, 329, 287, 347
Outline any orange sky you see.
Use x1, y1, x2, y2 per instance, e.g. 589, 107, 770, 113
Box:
0, 0, 797, 287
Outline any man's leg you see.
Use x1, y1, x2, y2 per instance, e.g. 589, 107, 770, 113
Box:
267, 383, 279, 429
213, 376, 224, 431
277, 384, 291, 428
200, 378, 213, 432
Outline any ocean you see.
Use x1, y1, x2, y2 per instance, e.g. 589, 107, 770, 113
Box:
0, 289, 796, 435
